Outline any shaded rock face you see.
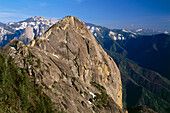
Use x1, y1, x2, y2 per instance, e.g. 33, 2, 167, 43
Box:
6, 16, 123, 112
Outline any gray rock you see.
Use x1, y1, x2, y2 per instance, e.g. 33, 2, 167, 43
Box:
6, 16, 124, 113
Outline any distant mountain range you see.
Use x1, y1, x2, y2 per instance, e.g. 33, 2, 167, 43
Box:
86, 23, 138, 41
0, 17, 138, 48
0, 16, 59, 47
131, 28, 169, 35
0, 17, 168, 47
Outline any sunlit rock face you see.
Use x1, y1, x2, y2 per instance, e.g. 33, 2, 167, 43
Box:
6, 16, 124, 113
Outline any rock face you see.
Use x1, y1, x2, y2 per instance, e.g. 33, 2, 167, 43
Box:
5, 16, 124, 112
19, 26, 34, 43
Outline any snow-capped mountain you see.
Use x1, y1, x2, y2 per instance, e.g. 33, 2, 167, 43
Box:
1, 16, 137, 47
131, 28, 169, 35
1, 16, 168, 47
86, 23, 137, 41
0, 16, 59, 47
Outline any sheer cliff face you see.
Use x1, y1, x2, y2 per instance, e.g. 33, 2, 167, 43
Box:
6, 16, 123, 112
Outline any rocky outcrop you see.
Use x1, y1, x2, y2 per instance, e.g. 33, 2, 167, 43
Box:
19, 26, 34, 43
5, 16, 124, 112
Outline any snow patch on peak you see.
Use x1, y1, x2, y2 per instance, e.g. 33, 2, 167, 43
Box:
164, 31, 169, 34
86, 26, 90, 29
122, 29, 129, 33
94, 33, 97, 37
0, 16, 61, 46
96, 27, 100, 32
87, 25, 100, 34
90, 26, 95, 33
109, 31, 115, 36
8, 22, 14, 25
136, 29, 143, 32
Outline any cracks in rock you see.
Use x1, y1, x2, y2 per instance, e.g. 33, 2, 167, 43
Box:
71, 77, 79, 92
49, 57, 68, 79
65, 32, 74, 60
85, 40, 90, 54
73, 54, 80, 77
65, 32, 81, 77
65, 32, 79, 61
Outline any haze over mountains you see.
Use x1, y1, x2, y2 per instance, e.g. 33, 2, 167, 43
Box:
0, 16, 169, 113
131, 29, 169, 35
0, 16, 169, 48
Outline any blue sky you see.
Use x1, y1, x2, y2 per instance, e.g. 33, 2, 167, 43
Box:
0, 0, 170, 31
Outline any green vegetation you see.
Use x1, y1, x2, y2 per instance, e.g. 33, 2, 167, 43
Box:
37, 59, 41, 67
0, 52, 55, 113
28, 50, 35, 58
94, 92, 109, 108
90, 81, 105, 92
58, 109, 67, 113
90, 81, 109, 108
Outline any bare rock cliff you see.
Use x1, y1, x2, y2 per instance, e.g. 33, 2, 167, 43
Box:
6, 16, 124, 113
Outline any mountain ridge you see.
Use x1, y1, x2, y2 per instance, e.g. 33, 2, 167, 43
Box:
5, 16, 124, 113
131, 28, 169, 35
1, 16, 168, 48
0, 16, 59, 47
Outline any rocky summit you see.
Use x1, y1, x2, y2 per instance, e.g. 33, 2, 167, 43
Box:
5, 16, 124, 112
0, 16, 59, 47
